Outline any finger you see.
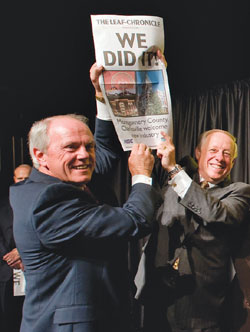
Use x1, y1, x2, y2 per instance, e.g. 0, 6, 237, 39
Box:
134, 143, 146, 153
11, 262, 20, 269
93, 63, 104, 76
131, 144, 152, 155
11, 258, 20, 264
90, 62, 103, 74
140, 144, 152, 155
131, 143, 139, 152
156, 143, 168, 158
147, 146, 152, 154
160, 131, 169, 141
157, 49, 167, 67
90, 63, 104, 85
157, 140, 167, 152
156, 149, 163, 159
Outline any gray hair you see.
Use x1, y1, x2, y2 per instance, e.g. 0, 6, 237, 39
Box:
28, 114, 89, 169
196, 129, 238, 160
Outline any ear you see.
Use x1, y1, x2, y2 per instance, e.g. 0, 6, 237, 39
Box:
33, 148, 47, 167
195, 147, 201, 161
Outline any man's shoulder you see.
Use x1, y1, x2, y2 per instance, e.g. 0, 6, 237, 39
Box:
9, 172, 72, 210
225, 181, 250, 192
210, 181, 250, 202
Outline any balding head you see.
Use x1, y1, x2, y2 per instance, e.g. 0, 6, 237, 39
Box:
14, 164, 32, 183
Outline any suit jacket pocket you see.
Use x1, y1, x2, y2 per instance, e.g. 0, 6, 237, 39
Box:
54, 305, 97, 324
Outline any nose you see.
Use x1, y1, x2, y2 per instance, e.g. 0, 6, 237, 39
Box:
76, 146, 89, 159
215, 150, 225, 161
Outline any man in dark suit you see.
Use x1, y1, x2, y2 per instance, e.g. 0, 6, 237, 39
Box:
10, 113, 162, 332
134, 131, 250, 332
0, 164, 31, 332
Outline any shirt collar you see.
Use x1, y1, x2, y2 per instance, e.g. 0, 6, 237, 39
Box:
199, 176, 217, 188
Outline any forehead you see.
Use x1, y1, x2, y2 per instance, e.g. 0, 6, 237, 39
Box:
48, 118, 94, 142
204, 132, 234, 150
15, 167, 30, 177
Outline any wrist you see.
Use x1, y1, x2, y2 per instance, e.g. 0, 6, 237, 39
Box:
132, 174, 152, 186
167, 164, 182, 180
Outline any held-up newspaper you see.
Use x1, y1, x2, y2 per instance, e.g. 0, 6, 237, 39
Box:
91, 15, 173, 151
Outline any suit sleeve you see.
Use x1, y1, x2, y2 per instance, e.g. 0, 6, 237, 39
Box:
94, 117, 123, 175
32, 182, 162, 250
180, 181, 250, 227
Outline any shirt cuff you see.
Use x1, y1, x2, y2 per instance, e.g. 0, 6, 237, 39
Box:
168, 170, 192, 199
132, 175, 152, 186
96, 100, 112, 121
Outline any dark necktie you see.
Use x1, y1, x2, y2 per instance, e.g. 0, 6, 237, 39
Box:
83, 185, 99, 203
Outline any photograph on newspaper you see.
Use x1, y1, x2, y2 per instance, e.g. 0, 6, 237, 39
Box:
91, 14, 172, 151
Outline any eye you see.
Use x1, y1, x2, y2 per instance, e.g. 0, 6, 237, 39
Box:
65, 144, 78, 151
224, 151, 231, 157
85, 142, 96, 152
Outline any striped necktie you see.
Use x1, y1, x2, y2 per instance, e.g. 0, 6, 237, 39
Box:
200, 180, 209, 189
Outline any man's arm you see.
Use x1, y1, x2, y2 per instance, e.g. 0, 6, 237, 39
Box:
89, 63, 123, 175
180, 182, 250, 227
30, 144, 161, 249
94, 117, 123, 175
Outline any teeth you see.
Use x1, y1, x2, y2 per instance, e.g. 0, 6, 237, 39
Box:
210, 164, 223, 169
74, 165, 88, 169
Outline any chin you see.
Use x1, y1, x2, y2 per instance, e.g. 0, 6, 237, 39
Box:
210, 176, 225, 183
209, 170, 224, 178
80, 177, 91, 184
69, 175, 90, 185
72, 170, 93, 183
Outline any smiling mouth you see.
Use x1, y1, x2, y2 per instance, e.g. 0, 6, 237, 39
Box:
210, 164, 224, 170
72, 165, 89, 170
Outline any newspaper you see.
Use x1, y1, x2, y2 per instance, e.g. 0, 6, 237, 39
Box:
91, 14, 173, 151
13, 269, 26, 296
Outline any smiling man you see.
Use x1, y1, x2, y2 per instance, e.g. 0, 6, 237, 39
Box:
31, 116, 96, 185
194, 130, 237, 184
135, 129, 250, 332
9, 113, 162, 332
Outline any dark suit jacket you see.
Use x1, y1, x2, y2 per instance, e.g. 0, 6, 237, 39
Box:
10, 118, 162, 332
136, 157, 250, 330
230, 212, 250, 331
0, 196, 15, 282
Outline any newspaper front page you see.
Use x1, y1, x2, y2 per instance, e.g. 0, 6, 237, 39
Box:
91, 15, 173, 151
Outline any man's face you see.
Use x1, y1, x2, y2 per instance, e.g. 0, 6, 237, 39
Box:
195, 132, 235, 184
37, 117, 96, 185
14, 167, 31, 183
